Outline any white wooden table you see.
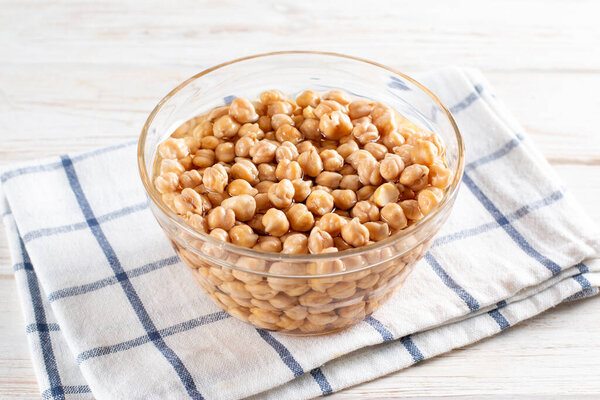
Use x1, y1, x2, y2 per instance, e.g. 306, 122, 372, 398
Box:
1, 1, 599, 398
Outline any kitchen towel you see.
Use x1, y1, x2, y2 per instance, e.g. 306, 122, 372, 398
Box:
1, 67, 599, 400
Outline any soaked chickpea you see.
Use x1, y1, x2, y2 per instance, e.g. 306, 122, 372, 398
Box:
229, 97, 259, 123
297, 147, 323, 177
282, 233, 309, 254
207, 206, 236, 231
379, 153, 405, 181
308, 227, 334, 254
179, 170, 202, 189
316, 213, 346, 237
203, 164, 228, 193
364, 221, 390, 241
351, 200, 380, 223
339, 175, 361, 191
271, 114, 294, 131
231, 158, 259, 184
373, 183, 400, 207
213, 115, 240, 138
215, 142, 235, 163
319, 111, 353, 140
291, 179, 312, 202
315, 171, 343, 189
275, 160, 303, 181
417, 186, 444, 215
155, 172, 179, 194
306, 190, 334, 216
229, 224, 258, 248
192, 149, 216, 168
275, 141, 299, 162
299, 118, 321, 140
340, 217, 369, 247
400, 164, 429, 190
332, 189, 357, 210
286, 203, 315, 232
276, 124, 302, 143
251, 140, 277, 164
352, 120, 379, 144
320, 149, 344, 171
268, 179, 295, 209
380, 203, 408, 230
296, 90, 320, 108
227, 179, 258, 197
221, 194, 256, 222
262, 208, 290, 237
257, 163, 277, 182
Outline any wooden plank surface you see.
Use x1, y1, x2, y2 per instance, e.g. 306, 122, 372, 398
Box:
1, 0, 599, 398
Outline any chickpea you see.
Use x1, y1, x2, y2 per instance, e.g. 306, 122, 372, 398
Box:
316, 213, 347, 237
306, 190, 334, 216
393, 144, 413, 165
379, 153, 405, 181
331, 189, 357, 210
192, 120, 213, 140
247, 213, 266, 234
382, 130, 405, 150
267, 101, 294, 117
275, 124, 302, 144
333, 236, 352, 251
257, 163, 277, 182
175, 188, 210, 215
429, 162, 452, 189
207, 206, 236, 231
296, 90, 320, 108
299, 118, 321, 140
238, 122, 263, 138
179, 155, 193, 170
158, 138, 189, 159
364, 221, 390, 241
201, 135, 221, 150
207, 191, 230, 208
297, 147, 323, 177
262, 208, 290, 237
296, 140, 317, 154
275, 141, 299, 162
234, 135, 258, 158
221, 194, 256, 221
337, 139, 360, 160
208, 105, 230, 121
213, 115, 240, 139
260, 90, 286, 106
250, 140, 277, 164
319, 111, 353, 140
352, 121, 379, 144
271, 114, 294, 131
282, 233, 309, 254
357, 158, 383, 186
323, 89, 352, 105
417, 186, 444, 215
286, 203, 315, 232
192, 149, 216, 168
319, 149, 344, 171
231, 158, 259, 184
346, 149, 376, 169
179, 170, 202, 189
364, 143, 388, 161
268, 179, 295, 209
313, 171, 342, 189
258, 115, 272, 132
380, 203, 408, 230
254, 193, 271, 214
215, 142, 235, 162
341, 217, 370, 247
373, 183, 400, 207
227, 179, 258, 197
348, 99, 374, 119
371, 103, 396, 135
410, 139, 438, 165
291, 179, 312, 202
356, 185, 376, 201
339, 175, 361, 191
229, 224, 258, 248
155, 172, 179, 194
203, 164, 228, 193
351, 200, 380, 223
307, 227, 334, 254
229, 97, 259, 123
302, 106, 316, 119
160, 159, 185, 176
339, 164, 355, 176
399, 164, 429, 190
275, 160, 303, 181
314, 100, 344, 119
210, 228, 230, 242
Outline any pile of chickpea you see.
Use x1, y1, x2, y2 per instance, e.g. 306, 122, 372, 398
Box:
153, 88, 451, 333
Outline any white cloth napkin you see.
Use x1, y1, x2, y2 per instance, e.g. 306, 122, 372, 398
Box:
2, 67, 599, 400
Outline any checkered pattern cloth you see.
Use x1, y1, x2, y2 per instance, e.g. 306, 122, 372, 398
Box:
2, 67, 599, 400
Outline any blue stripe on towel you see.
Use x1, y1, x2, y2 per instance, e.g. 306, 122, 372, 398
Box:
61, 155, 204, 400
256, 329, 304, 377
310, 368, 333, 395
488, 309, 510, 330
17, 237, 65, 400
462, 173, 561, 276
400, 336, 424, 363
364, 316, 394, 342
425, 253, 480, 312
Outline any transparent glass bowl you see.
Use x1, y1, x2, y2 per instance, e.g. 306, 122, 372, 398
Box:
138, 51, 464, 335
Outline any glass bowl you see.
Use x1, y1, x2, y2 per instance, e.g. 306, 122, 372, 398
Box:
138, 51, 464, 335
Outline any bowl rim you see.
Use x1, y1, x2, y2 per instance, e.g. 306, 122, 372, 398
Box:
137, 50, 465, 263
